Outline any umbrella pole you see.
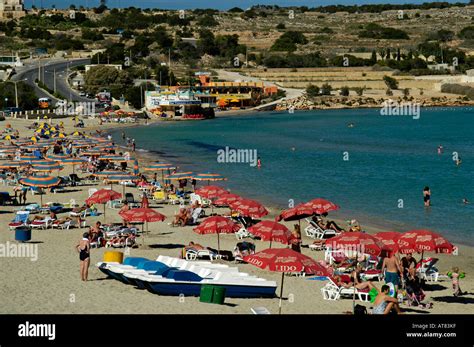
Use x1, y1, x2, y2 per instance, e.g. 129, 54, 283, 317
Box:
269, 240, 272, 249
217, 232, 220, 255
278, 272, 285, 315
103, 204, 106, 222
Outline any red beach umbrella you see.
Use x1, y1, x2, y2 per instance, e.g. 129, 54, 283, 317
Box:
193, 216, 240, 253
195, 185, 229, 200
397, 230, 454, 256
303, 198, 339, 214
86, 189, 121, 205
120, 207, 165, 239
326, 232, 384, 256
229, 198, 268, 218
213, 193, 243, 206
374, 231, 402, 253
276, 203, 313, 222
244, 248, 329, 314
86, 189, 122, 222
247, 221, 294, 247
119, 208, 165, 223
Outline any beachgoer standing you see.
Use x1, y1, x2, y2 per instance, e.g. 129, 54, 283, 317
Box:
450, 267, 465, 297
382, 251, 402, 289
423, 186, 431, 206
76, 232, 91, 281
437, 145, 443, 155
257, 157, 261, 168
122, 132, 126, 141
119, 202, 130, 226
290, 224, 302, 253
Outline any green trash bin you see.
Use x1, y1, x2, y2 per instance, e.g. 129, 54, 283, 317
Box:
200, 285, 214, 303
212, 286, 226, 305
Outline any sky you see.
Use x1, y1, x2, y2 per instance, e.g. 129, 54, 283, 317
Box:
24, 0, 470, 10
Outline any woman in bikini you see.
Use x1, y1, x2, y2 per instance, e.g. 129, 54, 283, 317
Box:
76, 232, 91, 281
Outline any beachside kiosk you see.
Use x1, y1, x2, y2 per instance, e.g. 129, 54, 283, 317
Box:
145, 89, 214, 119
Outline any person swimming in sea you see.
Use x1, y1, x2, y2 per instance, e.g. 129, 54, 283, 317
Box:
348, 123, 355, 128
423, 186, 431, 207
462, 198, 469, 205
257, 157, 261, 168
437, 145, 443, 155
455, 157, 462, 166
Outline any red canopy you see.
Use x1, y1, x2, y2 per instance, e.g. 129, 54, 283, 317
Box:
397, 230, 454, 254
86, 189, 122, 205
244, 248, 329, 275
374, 231, 402, 253
193, 216, 240, 235
229, 199, 268, 218
302, 198, 339, 214
119, 208, 166, 222
213, 193, 243, 206
326, 232, 385, 256
276, 203, 313, 222
195, 185, 228, 199
247, 221, 294, 245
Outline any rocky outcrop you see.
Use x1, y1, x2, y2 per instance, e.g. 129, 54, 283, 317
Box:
275, 94, 474, 111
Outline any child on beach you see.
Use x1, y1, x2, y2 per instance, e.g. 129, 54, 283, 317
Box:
450, 267, 466, 297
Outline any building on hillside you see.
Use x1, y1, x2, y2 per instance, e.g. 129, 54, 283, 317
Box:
0, 54, 23, 67
193, 72, 274, 109
0, 0, 25, 19
427, 63, 455, 72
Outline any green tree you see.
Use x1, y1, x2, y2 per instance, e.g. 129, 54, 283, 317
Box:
197, 15, 218, 27
340, 86, 350, 96
270, 31, 308, 52
321, 83, 332, 95
228, 7, 243, 12
0, 82, 37, 110
306, 84, 320, 97
354, 86, 366, 96
84, 66, 131, 96
197, 29, 218, 56
383, 75, 399, 89
359, 23, 409, 40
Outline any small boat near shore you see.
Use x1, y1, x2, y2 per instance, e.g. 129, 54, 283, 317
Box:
97, 255, 277, 298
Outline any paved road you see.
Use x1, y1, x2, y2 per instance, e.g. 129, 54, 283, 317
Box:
12, 58, 92, 105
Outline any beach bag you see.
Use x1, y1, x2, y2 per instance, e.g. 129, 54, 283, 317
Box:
354, 304, 367, 315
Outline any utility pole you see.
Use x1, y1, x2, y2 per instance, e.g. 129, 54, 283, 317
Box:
245, 46, 248, 68
67, 61, 71, 101
14, 82, 19, 109
53, 68, 57, 94
140, 84, 143, 108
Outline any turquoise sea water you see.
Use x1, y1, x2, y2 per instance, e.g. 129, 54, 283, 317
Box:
110, 107, 474, 245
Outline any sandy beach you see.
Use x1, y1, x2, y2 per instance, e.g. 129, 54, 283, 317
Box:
0, 116, 473, 315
